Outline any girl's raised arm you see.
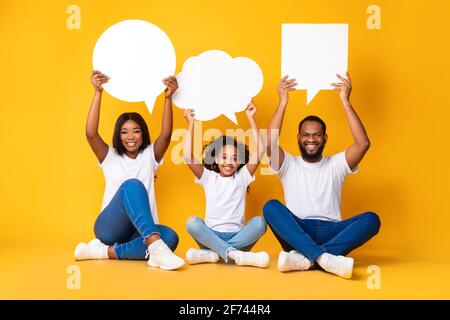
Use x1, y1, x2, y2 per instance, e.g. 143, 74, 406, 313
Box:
86, 70, 109, 163
183, 109, 204, 179
246, 102, 266, 175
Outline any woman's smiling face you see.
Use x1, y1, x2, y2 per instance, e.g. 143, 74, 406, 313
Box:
120, 120, 143, 156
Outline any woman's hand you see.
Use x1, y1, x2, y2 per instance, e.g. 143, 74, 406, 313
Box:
277, 75, 297, 102
331, 72, 352, 103
163, 76, 178, 98
246, 101, 257, 118
183, 108, 196, 124
91, 70, 109, 92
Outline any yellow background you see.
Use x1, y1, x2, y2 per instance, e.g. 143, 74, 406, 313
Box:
1, 0, 450, 299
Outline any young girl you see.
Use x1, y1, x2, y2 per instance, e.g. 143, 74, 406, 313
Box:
73, 70, 185, 271
183, 103, 269, 268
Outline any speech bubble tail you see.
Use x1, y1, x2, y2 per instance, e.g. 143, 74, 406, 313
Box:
225, 112, 238, 125
306, 88, 320, 105
144, 97, 156, 114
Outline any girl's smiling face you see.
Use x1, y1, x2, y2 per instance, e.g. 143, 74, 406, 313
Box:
120, 120, 143, 156
216, 144, 239, 177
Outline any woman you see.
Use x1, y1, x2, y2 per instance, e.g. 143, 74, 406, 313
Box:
74, 70, 184, 271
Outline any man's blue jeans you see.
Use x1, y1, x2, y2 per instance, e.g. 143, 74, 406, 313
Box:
263, 199, 381, 262
94, 179, 179, 260
186, 216, 267, 262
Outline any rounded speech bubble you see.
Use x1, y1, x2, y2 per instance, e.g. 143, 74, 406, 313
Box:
172, 50, 263, 124
92, 19, 176, 113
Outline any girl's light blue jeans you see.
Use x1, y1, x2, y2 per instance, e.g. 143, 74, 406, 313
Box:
186, 215, 267, 262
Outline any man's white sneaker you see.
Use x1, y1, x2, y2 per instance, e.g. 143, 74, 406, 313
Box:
186, 248, 219, 264
277, 250, 312, 272
74, 238, 108, 260
146, 239, 185, 271
317, 253, 354, 279
229, 250, 269, 268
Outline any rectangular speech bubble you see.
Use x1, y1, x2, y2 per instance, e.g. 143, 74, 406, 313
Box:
282, 24, 348, 105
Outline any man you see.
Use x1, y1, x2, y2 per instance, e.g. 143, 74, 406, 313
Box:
264, 73, 380, 279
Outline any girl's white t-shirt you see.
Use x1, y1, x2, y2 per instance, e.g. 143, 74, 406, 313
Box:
195, 166, 255, 233
99, 144, 162, 223
271, 150, 357, 222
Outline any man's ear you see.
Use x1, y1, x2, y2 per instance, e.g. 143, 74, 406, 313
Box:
324, 133, 328, 144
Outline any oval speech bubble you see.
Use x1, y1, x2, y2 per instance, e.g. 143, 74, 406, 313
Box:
172, 50, 263, 124
92, 19, 176, 113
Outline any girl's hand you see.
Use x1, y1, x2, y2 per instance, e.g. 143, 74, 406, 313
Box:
246, 101, 257, 118
91, 70, 109, 92
331, 72, 352, 103
163, 76, 178, 98
277, 75, 297, 101
183, 109, 196, 124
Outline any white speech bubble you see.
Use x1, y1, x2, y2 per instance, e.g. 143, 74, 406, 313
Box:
92, 19, 176, 113
172, 50, 263, 124
282, 24, 348, 105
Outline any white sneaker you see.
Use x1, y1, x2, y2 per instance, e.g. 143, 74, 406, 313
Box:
146, 239, 185, 271
317, 253, 354, 279
186, 248, 219, 264
74, 238, 108, 260
277, 250, 312, 272
229, 250, 270, 268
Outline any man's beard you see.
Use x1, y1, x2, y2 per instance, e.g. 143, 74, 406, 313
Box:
299, 142, 325, 162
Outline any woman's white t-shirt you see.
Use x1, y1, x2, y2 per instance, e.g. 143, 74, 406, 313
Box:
99, 144, 162, 223
195, 166, 255, 233
270, 150, 357, 222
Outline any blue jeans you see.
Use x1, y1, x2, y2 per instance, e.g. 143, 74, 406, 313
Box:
94, 179, 179, 260
186, 216, 267, 262
263, 199, 381, 262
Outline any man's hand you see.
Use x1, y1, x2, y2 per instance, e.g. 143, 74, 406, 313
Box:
277, 76, 297, 102
163, 76, 178, 98
331, 72, 352, 103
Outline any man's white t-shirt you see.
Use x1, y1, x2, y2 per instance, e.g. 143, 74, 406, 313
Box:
99, 144, 162, 223
195, 166, 255, 232
271, 150, 357, 222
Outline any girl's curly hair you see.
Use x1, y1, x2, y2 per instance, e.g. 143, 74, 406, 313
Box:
202, 135, 250, 173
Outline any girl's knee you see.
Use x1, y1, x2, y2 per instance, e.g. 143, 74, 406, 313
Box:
248, 216, 267, 234
186, 216, 203, 234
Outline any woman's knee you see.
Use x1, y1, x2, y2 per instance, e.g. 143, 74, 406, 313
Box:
263, 199, 284, 221
120, 178, 145, 191
185, 216, 204, 234
159, 225, 180, 251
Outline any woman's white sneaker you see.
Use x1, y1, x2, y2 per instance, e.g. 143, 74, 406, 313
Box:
146, 239, 185, 271
229, 250, 270, 268
277, 250, 312, 272
186, 248, 219, 264
317, 253, 354, 279
74, 238, 108, 260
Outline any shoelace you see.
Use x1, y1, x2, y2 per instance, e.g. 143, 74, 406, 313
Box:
145, 249, 150, 259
